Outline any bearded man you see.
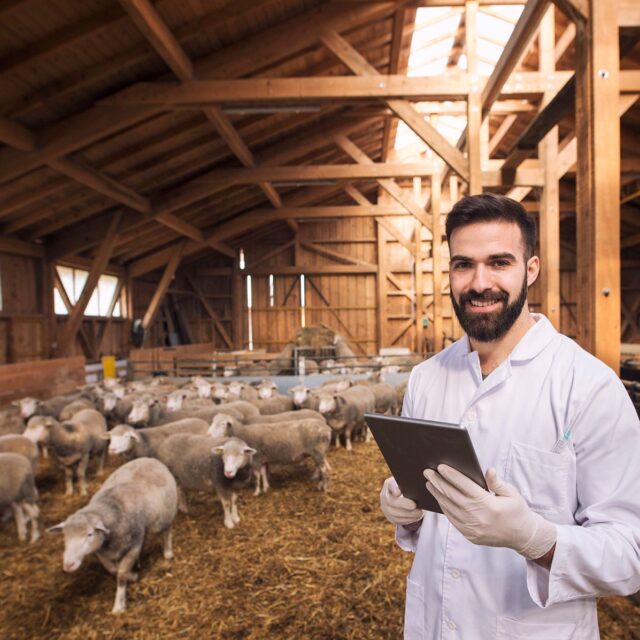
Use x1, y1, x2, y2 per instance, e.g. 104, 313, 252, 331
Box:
380, 193, 640, 639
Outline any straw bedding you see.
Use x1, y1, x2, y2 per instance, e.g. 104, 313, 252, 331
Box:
0, 443, 638, 639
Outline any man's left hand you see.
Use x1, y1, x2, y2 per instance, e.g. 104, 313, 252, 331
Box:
424, 465, 556, 561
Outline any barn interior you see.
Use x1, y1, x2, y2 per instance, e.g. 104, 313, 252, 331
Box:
0, 0, 639, 637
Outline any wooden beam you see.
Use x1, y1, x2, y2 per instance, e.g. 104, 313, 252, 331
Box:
245, 240, 294, 270
186, 274, 233, 348
538, 6, 561, 329
333, 135, 433, 228
95, 278, 124, 356
376, 222, 388, 350
575, 0, 620, 371
320, 31, 470, 180
246, 265, 377, 276
431, 176, 444, 351
376, 217, 414, 255
53, 269, 94, 358
0, 2, 396, 182
481, 0, 549, 117
466, 0, 482, 194
155, 212, 236, 258
0, 116, 36, 151
142, 240, 186, 331
299, 240, 376, 268
55, 212, 123, 356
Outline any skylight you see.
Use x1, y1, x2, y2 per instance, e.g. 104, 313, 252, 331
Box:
394, 4, 524, 156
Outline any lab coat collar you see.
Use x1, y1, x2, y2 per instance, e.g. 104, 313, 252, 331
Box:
458, 313, 558, 364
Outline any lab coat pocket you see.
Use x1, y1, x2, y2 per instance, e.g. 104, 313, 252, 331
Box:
404, 578, 425, 640
505, 441, 571, 515
496, 616, 576, 639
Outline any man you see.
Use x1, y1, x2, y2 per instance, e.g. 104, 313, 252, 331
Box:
380, 194, 640, 639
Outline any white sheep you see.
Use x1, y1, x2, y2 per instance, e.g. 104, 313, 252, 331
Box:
0, 452, 40, 543
0, 434, 39, 472
157, 434, 256, 526
209, 414, 332, 493
48, 457, 177, 614
23, 409, 107, 496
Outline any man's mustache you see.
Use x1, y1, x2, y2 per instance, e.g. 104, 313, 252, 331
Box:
459, 290, 509, 305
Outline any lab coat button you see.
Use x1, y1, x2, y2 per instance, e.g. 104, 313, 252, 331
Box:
451, 569, 461, 578
448, 620, 456, 630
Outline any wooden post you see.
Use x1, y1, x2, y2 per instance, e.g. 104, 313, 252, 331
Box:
41, 259, 56, 358
141, 240, 185, 334
538, 6, 561, 329
575, 1, 621, 371
432, 177, 443, 352
413, 177, 424, 352
376, 221, 388, 351
448, 176, 463, 340
466, 0, 482, 195
56, 212, 123, 356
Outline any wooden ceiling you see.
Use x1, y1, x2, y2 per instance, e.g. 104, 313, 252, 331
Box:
0, 0, 638, 276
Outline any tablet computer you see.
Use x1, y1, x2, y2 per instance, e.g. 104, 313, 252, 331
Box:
365, 413, 487, 513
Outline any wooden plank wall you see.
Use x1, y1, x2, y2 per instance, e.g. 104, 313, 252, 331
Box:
0, 356, 85, 406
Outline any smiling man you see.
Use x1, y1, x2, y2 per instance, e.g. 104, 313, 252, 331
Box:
379, 194, 640, 639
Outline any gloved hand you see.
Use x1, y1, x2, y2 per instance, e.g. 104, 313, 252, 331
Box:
424, 465, 556, 561
380, 476, 424, 526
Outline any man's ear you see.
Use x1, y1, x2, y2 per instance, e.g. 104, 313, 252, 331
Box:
526, 255, 540, 287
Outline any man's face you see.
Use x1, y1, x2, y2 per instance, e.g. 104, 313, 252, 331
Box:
448, 221, 539, 343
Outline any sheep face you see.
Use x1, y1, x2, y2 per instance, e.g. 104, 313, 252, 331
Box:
289, 385, 310, 408
257, 381, 277, 399
102, 394, 118, 413
208, 414, 234, 438
166, 391, 186, 412
227, 381, 243, 398
318, 394, 337, 415
127, 398, 157, 425
107, 427, 139, 456
15, 397, 40, 419
195, 382, 212, 399
211, 384, 228, 401
23, 416, 55, 443
49, 513, 109, 573
212, 439, 256, 479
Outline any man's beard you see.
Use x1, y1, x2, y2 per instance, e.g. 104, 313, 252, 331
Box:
450, 272, 529, 343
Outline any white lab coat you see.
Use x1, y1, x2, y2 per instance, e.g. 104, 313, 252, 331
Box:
397, 314, 640, 639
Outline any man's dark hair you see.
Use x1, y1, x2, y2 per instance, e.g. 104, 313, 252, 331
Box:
445, 193, 537, 260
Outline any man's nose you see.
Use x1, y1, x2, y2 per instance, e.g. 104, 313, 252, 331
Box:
469, 264, 492, 291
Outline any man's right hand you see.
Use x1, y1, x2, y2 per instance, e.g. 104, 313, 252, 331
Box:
380, 476, 424, 527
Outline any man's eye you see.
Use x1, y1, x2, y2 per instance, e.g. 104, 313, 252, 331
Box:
492, 260, 510, 267
453, 262, 471, 269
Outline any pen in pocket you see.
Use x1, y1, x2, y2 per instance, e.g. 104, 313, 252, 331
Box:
552, 429, 572, 453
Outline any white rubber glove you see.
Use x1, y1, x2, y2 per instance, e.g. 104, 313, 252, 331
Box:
380, 476, 424, 526
424, 465, 557, 561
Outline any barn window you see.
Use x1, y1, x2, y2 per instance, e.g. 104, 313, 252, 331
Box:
246, 274, 253, 351
300, 274, 306, 328
54, 266, 122, 318
239, 248, 245, 270
269, 274, 275, 307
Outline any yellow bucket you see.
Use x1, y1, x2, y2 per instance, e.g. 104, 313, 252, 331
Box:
102, 355, 117, 379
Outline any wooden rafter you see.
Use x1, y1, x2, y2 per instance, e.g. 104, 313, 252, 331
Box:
185, 274, 233, 348
53, 270, 94, 359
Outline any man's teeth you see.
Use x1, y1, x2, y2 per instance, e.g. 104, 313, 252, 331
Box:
469, 299, 498, 307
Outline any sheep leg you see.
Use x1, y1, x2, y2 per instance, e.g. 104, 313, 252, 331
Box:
363, 425, 372, 443
11, 503, 27, 542
77, 454, 90, 497
230, 493, 240, 525
63, 466, 74, 496
96, 445, 107, 476
112, 545, 142, 614
162, 528, 173, 560
345, 426, 353, 452
22, 503, 40, 543
96, 553, 118, 575
218, 492, 234, 529
311, 454, 330, 491
252, 470, 262, 497
177, 486, 189, 514
260, 465, 270, 493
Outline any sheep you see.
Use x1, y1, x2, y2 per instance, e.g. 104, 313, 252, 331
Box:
0, 453, 40, 544
396, 380, 408, 412
317, 385, 376, 451
165, 390, 214, 413
227, 381, 258, 402
209, 414, 332, 493
157, 434, 256, 526
23, 409, 107, 496
0, 406, 25, 436
252, 395, 294, 415
127, 395, 165, 427
288, 385, 321, 411
0, 434, 39, 472
97, 393, 134, 426
256, 379, 278, 399
48, 457, 177, 614
353, 381, 398, 415
153, 404, 246, 426
247, 409, 325, 424
59, 398, 95, 421
105, 418, 209, 460
13, 394, 81, 420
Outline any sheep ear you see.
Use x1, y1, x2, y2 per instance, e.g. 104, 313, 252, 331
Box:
47, 521, 66, 533
129, 430, 142, 442
94, 520, 110, 535
211, 446, 224, 456
99, 432, 111, 440
244, 447, 257, 456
